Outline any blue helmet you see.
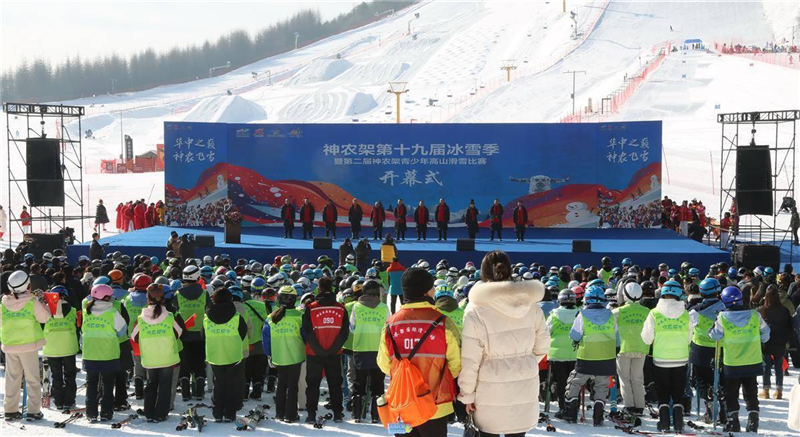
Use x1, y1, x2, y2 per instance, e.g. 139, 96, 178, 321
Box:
292, 284, 305, 295
698, 278, 721, 296
200, 266, 214, 279
660, 280, 684, 299
721, 286, 743, 307
573, 264, 582, 271
281, 263, 293, 273
150, 256, 159, 265
170, 279, 182, 292
313, 268, 323, 279
587, 278, 606, 288
462, 281, 475, 299
584, 285, 606, 304
727, 267, 738, 279
518, 266, 528, 275
764, 266, 774, 276
93, 276, 111, 286
434, 285, 454, 300
428, 269, 436, 276
621, 258, 632, 267
668, 268, 677, 277
251, 277, 266, 291
688, 267, 700, 277
531, 272, 541, 280
228, 285, 244, 299
225, 270, 238, 282
302, 269, 314, 278
24, 253, 34, 261
50, 285, 69, 298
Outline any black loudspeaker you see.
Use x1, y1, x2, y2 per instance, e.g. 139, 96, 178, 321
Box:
456, 238, 475, 251
736, 146, 772, 215
196, 235, 215, 247
24, 233, 65, 259
26, 138, 64, 207
572, 240, 591, 253
313, 237, 332, 250
735, 244, 780, 270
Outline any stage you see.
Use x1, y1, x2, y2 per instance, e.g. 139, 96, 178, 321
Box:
68, 226, 730, 269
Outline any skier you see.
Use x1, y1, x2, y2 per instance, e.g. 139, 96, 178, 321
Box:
131, 283, 183, 422
613, 282, 649, 416
548, 289, 579, 419
242, 287, 269, 401
464, 199, 480, 239
641, 280, 692, 432
1, 271, 51, 421
299, 198, 315, 240
489, 199, 504, 241
348, 198, 364, 240
322, 199, 338, 239
125, 274, 152, 400
414, 200, 430, 241
393, 199, 408, 240
263, 286, 305, 422
204, 287, 248, 422
689, 278, 727, 424
349, 279, 389, 423
512, 200, 529, 241
370, 201, 386, 241
435, 198, 450, 241
176, 265, 208, 401
710, 286, 771, 432
42, 285, 80, 411
565, 285, 618, 426
280, 199, 296, 239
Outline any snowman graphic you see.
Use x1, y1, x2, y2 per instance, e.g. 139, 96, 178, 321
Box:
510, 174, 570, 194
216, 174, 226, 192
649, 175, 660, 192
565, 202, 591, 224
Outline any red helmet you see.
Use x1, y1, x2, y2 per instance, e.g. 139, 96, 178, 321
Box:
133, 274, 153, 291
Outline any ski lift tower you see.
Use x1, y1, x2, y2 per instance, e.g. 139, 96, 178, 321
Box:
501, 60, 517, 83
388, 82, 409, 124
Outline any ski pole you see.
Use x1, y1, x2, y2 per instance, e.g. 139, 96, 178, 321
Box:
712, 341, 720, 430
544, 361, 552, 414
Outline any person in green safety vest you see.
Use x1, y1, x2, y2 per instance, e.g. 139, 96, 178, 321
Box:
43, 285, 80, 411
564, 285, 619, 426
204, 287, 248, 423
125, 273, 152, 400
710, 286, 770, 433
82, 284, 127, 422
1, 270, 51, 421
641, 280, 692, 433
548, 288, 579, 419
434, 282, 467, 423
349, 279, 389, 423
108, 268, 134, 411
176, 265, 209, 401
230, 285, 254, 407
613, 281, 649, 416
262, 285, 305, 422
242, 286, 269, 401
689, 277, 727, 425
131, 283, 184, 422
599, 257, 614, 284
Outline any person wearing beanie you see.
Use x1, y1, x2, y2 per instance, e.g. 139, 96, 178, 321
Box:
204, 287, 248, 422
1, 270, 52, 421
349, 279, 389, 423
131, 283, 184, 422
377, 267, 462, 437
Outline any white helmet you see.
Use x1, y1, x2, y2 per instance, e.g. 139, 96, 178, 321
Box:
8, 270, 30, 293
624, 282, 643, 301
183, 265, 201, 281
345, 254, 355, 263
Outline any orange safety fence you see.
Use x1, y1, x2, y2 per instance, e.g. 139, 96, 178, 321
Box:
713, 43, 800, 70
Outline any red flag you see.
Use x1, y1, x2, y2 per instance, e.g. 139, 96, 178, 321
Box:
44, 292, 60, 315
185, 313, 197, 330
130, 339, 140, 357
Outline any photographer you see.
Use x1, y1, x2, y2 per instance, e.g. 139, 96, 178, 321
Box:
179, 234, 196, 260
89, 232, 105, 261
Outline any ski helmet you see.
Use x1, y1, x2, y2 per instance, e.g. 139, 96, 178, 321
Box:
623, 282, 643, 301
621, 258, 632, 267
584, 285, 606, 304
660, 280, 684, 299
720, 286, 743, 307
558, 289, 577, 305
183, 265, 201, 281
698, 278, 721, 296
91, 284, 114, 300
8, 270, 30, 293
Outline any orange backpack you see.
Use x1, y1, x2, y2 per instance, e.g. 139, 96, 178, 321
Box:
378, 315, 446, 429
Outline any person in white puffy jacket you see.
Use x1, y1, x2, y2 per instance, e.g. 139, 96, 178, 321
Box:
458, 250, 550, 437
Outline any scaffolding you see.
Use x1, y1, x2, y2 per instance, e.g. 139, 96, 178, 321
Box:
718, 110, 798, 263
3, 103, 87, 248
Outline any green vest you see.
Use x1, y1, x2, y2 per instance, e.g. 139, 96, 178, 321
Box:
600, 269, 613, 284
243, 301, 268, 345
0, 300, 45, 346
43, 310, 79, 357
548, 308, 578, 361
177, 292, 206, 332
692, 312, 717, 348
112, 299, 129, 343
617, 303, 650, 355
268, 309, 305, 366
343, 301, 356, 351
440, 307, 465, 332
720, 311, 762, 367
379, 271, 390, 290
352, 302, 388, 352
652, 310, 690, 361
82, 310, 121, 361
238, 304, 253, 354
204, 314, 243, 366
138, 313, 180, 368
577, 313, 616, 361
124, 294, 146, 337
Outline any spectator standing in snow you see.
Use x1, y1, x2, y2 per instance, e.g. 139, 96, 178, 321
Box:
95, 199, 110, 232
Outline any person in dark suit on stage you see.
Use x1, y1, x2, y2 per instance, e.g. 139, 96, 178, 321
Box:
370, 201, 386, 241
464, 199, 480, 239
435, 198, 450, 241
414, 200, 429, 241
322, 199, 338, 239
489, 198, 504, 241
280, 198, 296, 239
393, 199, 408, 241
299, 198, 315, 239
348, 199, 364, 239
513, 200, 530, 242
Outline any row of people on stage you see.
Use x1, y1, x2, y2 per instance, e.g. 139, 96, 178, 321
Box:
279, 198, 534, 242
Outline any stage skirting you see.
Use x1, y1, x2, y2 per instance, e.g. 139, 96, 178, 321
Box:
68, 226, 729, 269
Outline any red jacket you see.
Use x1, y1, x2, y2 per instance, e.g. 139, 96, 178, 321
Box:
394, 204, 407, 224
20, 211, 31, 226
123, 204, 135, 231
115, 204, 124, 229
679, 206, 692, 222
300, 204, 315, 224
513, 205, 528, 226
370, 206, 386, 226
145, 205, 156, 228
302, 298, 348, 356
322, 204, 338, 224
133, 203, 146, 230
435, 204, 450, 224
414, 206, 429, 225
490, 204, 504, 223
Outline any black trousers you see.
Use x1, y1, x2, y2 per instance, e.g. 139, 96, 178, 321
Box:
490, 224, 502, 240
467, 225, 478, 239
436, 222, 448, 240
397, 415, 448, 437
354, 368, 385, 397
373, 225, 383, 240
211, 362, 242, 420
245, 354, 267, 389
351, 225, 361, 239
86, 370, 116, 419
325, 223, 337, 238
724, 375, 759, 413
48, 355, 78, 408
654, 365, 687, 406
302, 222, 313, 239
390, 295, 401, 314
144, 366, 173, 420
179, 341, 206, 380
416, 224, 427, 240
283, 222, 294, 238
515, 225, 526, 241
275, 363, 302, 419
395, 222, 406, 240
114, 369, 128, 406
306, 354, 344, 415
552, 360, 575, 411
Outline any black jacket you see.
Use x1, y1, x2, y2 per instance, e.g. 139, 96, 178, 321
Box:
280, 204, 295, 224
95, 204, 110, 224
348, 204, 363, 224
434, 204, 450, 224
89, 240, 104, 261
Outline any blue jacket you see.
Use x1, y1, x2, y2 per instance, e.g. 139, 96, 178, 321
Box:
688, 298, 725, 367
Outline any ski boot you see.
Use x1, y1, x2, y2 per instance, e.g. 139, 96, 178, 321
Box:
250, 383, 263, 401
370, 396, 380, 424
745, 410, 759, 433
134, 377, 144, 400
657, 404, 671, 432
242, 382, 250, 400
673, 404, 684, 433
724, 412, 741, 432
304, 413, 316, 424
194, 377, 205, 400
180, 377, 192, 402
702, 400, 713, 424
266, 375, 276, 394
564, 398, 579, 424
25, 412, 44, 421
682, 397, 692, 416
352, 395, 364, 422
592, 401, 604, 427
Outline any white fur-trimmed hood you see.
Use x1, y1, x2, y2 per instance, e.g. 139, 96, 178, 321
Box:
468, 280, 544, 318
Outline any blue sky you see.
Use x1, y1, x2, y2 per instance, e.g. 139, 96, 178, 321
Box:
0, 1, 360, 72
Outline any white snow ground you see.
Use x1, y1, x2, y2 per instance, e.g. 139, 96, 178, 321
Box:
1, 1, 800, 433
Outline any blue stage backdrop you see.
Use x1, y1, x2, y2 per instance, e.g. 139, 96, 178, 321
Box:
165, 122, 662, 228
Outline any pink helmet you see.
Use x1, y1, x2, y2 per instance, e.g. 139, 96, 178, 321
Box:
91, 284, 114, 300
572, 285, 585, 298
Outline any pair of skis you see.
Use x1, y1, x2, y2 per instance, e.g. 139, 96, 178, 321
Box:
177, 405, 206, 432
313, 413, 334, 429
54, 409, 85, 429
111, 414, 139, 429
235, 404, 269, 431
